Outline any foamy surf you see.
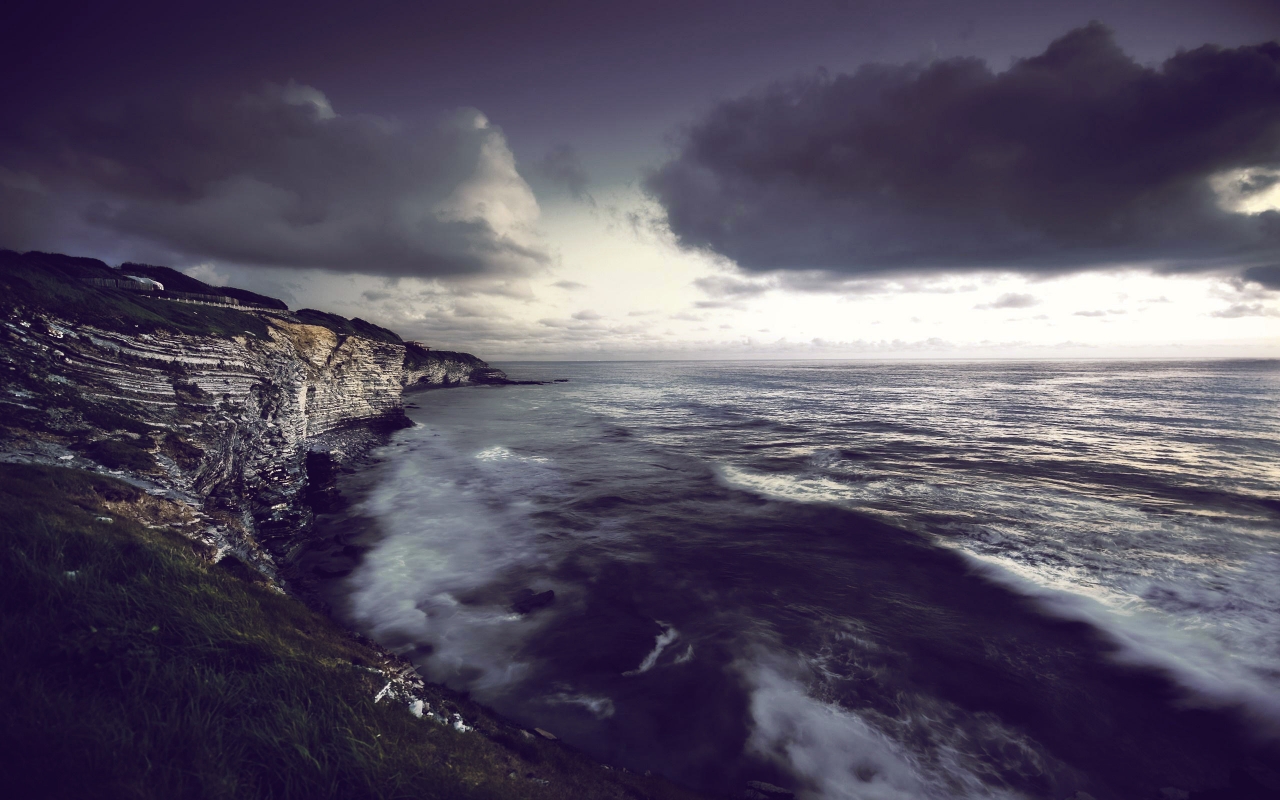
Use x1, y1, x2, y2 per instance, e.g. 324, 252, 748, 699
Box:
716, 462, 1280, 734
742, 657, 1040, 800
346, 425, 562, 695
625, 622, 679, 675
314, 359, 1280, 798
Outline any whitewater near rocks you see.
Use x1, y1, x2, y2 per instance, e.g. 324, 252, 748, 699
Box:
309, 359, 1280, 800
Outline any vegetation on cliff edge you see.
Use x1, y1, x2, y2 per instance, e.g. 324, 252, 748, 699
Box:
0, 464, 709, 800
0, 251, 404, 347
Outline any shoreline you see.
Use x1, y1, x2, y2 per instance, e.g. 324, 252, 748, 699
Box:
0, 460, 711, 800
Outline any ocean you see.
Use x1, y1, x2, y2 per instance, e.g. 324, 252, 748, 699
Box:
305, 360, 1280, 800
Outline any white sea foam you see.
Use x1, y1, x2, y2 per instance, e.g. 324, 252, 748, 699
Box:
624, 622, 678, 676
717, 463, 1280, 734
346, 427, 561, 695
742, 656, 1032, 800
545, 691, 617, 719
958, 552, 1280, 734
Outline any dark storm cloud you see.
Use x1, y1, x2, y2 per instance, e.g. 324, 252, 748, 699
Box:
0, 83, 545, 278
1243, 265, 1280, 289
646, 24, 1280, 280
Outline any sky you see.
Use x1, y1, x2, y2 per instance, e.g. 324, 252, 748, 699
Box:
2, 0, 1279, 359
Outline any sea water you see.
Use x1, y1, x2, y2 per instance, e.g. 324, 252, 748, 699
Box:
310, 360, 1280, 799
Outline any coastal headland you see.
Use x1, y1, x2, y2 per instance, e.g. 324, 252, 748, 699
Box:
0, 250, 706, 800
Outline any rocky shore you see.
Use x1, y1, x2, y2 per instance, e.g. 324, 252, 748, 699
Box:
0, 249, 510, 575
0, 250, 723, 800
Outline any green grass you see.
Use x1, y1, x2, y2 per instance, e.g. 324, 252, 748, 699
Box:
1, 251, 273, 338
0, 464, 709, 800
0, 251, 416, 347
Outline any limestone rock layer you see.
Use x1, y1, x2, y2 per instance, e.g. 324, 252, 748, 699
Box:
0, 307, 505, 568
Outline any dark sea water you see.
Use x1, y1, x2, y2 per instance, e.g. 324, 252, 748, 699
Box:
309, 360, 1280, 800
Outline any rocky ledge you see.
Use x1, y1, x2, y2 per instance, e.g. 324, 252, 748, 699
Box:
0, 250, 511, 575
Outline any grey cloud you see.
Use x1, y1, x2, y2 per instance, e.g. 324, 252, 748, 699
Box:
1211, 302, 1280, 318
976, 292, 1038, 309
1243, 265, 1280, 289
553, 280, 588, 289
0, 82, 546, 279
538, 315, 606, 328
452, 302, 502, 319
1214, 274, 1275, 301
693, 274, 773, 298
534, 144, 592, 202
1074, 310, 1107, 317
646, 24, 1280, 281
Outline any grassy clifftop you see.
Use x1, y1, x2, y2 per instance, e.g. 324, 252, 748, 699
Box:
0, 250, 276, 338
0, 250, 404, 346
0, 464, 709, 800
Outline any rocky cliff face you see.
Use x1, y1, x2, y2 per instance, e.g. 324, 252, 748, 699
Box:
403, 342, 509, 388
0, 256, 507, 573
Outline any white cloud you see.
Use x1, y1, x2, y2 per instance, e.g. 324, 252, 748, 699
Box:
1211, 167, 1280, 215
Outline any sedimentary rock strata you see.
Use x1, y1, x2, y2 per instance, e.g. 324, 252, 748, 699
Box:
0, 299, 504, 571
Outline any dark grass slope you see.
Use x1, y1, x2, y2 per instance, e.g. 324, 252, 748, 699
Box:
1, 250, 404, 347
292, 308, 404, 345
0, 250, 274, 338
0, 464, 710, 800
119, 263, 288, 310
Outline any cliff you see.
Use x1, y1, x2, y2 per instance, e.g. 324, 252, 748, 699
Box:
0, 254, 717, 800
404, 341, 511, 387
0, 464, 710, 800
0, 250, 507, 571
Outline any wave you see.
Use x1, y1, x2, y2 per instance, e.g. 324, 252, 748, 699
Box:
716, 463, 1280, 735
741, 655, 1044, 800
956, 552, 1280, 736
345, 428, 562, 695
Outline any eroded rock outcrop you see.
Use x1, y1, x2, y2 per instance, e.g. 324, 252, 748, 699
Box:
403, 341, 509, 387
0, 250, 506, 573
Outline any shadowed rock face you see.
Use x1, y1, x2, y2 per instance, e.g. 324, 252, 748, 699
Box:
0, 251, 502, 570
402, 342, 508, 387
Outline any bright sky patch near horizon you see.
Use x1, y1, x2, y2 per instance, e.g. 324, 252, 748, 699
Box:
1, 0, 1278, 359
